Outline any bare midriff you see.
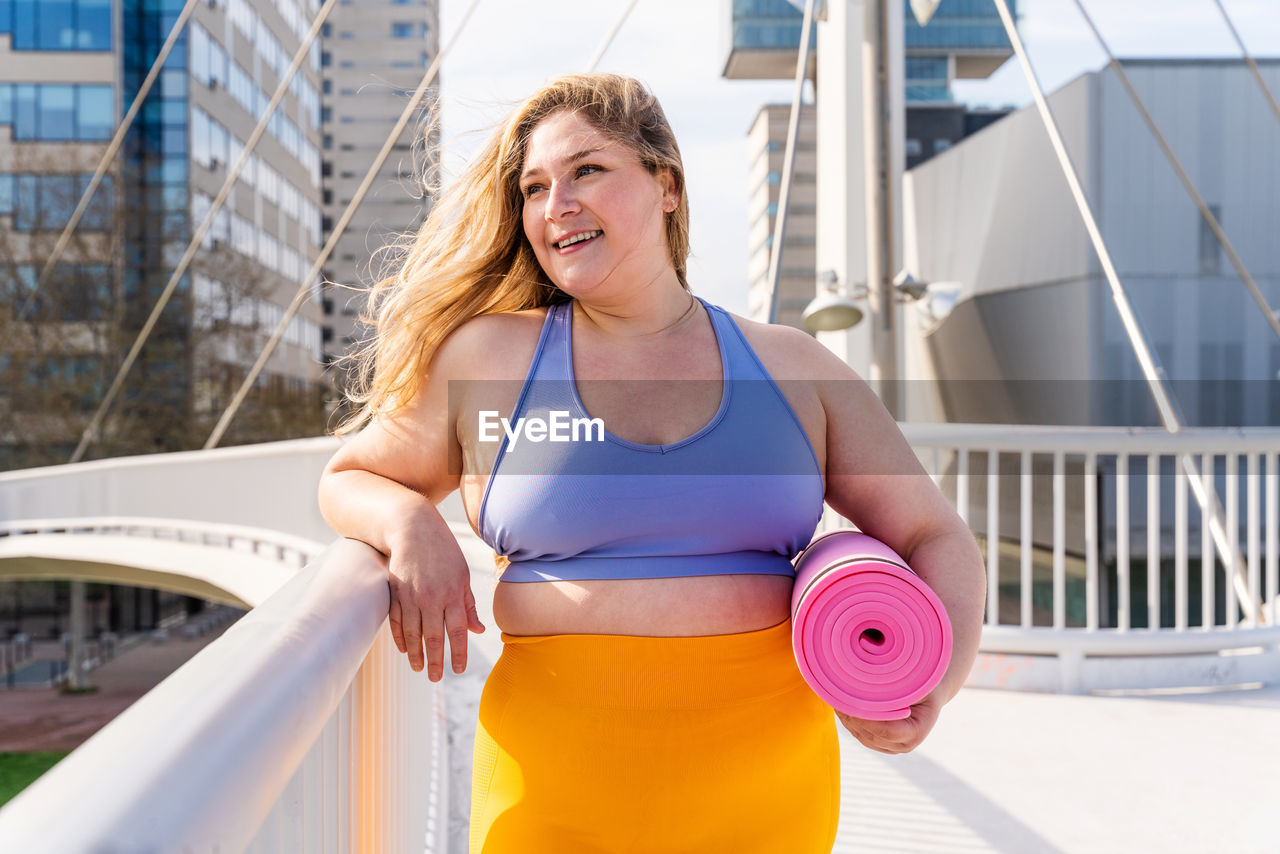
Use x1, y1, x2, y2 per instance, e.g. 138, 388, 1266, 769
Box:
492, 573, 795, 638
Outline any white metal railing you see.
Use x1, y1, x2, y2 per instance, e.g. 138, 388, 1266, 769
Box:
0, 538, 448, 854
901, 424, 1280, 693
0, 515, 324, 569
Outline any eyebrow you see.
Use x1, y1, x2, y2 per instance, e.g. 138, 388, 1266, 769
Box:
520, 146, 609, 182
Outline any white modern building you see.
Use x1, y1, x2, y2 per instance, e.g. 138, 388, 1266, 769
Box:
904, 59, 1280, 428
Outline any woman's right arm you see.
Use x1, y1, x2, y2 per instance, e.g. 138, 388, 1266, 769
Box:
318, 328, 485, 682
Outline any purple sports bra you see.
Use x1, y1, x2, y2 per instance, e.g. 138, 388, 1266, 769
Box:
477, 297, 824, 582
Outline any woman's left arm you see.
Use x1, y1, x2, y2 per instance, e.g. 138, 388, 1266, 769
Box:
809, 343, 986, 755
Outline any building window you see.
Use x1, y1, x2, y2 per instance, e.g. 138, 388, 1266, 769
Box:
906, 138, 923, 157
933, 139, 952, 154
3, 0, 112, 51
391, 21, 414, 38
3, 172, 114, 232
0, 82, 113, 141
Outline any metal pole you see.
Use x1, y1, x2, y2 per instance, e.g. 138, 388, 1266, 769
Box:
766, 0, 817, 325
864, 0, 900, 418
68, 580, 88, 690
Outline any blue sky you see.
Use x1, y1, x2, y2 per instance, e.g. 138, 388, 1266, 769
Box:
438, 0, 1280, 314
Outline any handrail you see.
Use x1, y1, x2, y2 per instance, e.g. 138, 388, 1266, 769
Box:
979, 624, 1280, 656
0, 515, 325, 567
902, 423, 1280, 453
0, 538, 445, 852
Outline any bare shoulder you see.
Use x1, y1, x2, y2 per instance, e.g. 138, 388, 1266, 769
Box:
431, 306, 550, 381
718, 308, 856, 382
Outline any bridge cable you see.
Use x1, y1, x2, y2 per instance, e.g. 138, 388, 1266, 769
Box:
69, 0, 343, 463
992, 0, 1260, 623
585, 0, 641, 72
766, 0, 816, 325
202, 0, 485, 450
1212, 0, 1280, 129
16, 0, 203, 323
1073, 0, 1280, 345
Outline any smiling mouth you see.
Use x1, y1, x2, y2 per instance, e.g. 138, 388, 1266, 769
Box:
555, 230, 602, 250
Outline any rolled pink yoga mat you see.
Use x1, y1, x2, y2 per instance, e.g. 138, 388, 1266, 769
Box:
791, 529, 953, 721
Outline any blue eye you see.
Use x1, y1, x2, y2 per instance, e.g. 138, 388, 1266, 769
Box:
576, 164, 600, 178
522, 183, 544, 198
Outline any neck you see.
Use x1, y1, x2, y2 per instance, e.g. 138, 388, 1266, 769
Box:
574, 272, 696, 339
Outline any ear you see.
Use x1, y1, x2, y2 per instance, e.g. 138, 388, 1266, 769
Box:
656, 168, 679, 212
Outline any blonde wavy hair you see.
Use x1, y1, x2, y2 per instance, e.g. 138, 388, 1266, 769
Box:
336, 73, 691, 435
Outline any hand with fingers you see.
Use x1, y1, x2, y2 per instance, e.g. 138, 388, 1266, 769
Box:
385, 523, 486, 681
834, 693, 941, 755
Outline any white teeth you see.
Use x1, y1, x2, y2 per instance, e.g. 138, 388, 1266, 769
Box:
556, 230, 600, 249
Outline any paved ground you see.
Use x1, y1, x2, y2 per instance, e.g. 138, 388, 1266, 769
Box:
0, 624, 232, 752
830, 681, 1280, 853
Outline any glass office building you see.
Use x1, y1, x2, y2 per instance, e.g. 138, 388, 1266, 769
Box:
724, 0, 1016, 102
1, 0, 327, 467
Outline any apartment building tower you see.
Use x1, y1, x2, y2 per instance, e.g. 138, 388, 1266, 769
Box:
318, 0, 439, 404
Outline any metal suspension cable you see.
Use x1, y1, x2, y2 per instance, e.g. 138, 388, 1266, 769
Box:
1213, 0, 1280, 128
1073, 0, 1280, 345
203, 0, 485, 450
765, 0, 816, 324
17, 0, 202, 322
70, 0, 342, 463
992, 0, 1260, 624
585, 0, 640, 72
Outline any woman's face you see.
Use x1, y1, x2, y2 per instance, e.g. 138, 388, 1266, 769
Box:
519, 111, 677, 299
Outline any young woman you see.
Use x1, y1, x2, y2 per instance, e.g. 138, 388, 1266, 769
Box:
318, 73, 985, 853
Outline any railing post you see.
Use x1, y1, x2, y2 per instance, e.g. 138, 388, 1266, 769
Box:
1020, 450, 1032, 627
1147, 453, 1160, 630
1053, 451, 1065, 630
1118, 454, 1130, 631
987, 449, 1001, 626
1085, 452, 1099, 630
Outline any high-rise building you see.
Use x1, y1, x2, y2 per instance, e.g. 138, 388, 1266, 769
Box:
318, 0, 439, 405
1, 0, 328, 467
745, 104, 816, 329
725, 0, 1016, 329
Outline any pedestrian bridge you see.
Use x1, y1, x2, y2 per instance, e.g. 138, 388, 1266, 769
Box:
0, 429, 1276, 852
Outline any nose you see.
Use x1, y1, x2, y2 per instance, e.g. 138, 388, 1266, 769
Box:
544, 178, 580, 221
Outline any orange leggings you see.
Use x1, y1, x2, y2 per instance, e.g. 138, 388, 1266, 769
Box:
469, 619, 841, 854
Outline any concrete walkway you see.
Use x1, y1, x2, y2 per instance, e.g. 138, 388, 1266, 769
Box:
830, 682, 1280, 853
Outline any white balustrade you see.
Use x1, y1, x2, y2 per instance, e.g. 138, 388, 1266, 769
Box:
901, 424, 1280, 693
0, 539, 447, 853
